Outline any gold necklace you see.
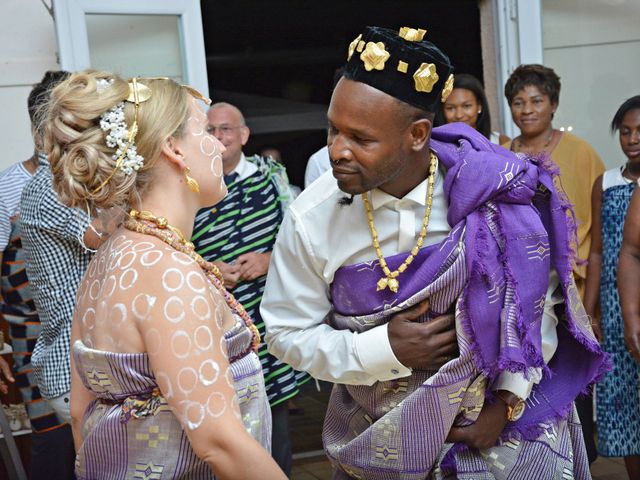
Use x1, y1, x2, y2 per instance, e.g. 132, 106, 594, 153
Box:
124, 211, 261, 353
361, 151, 437, 293
128, 209, 224, 284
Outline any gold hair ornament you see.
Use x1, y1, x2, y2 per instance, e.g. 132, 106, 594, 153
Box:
413, 63, 439, 93
399, 27, 427, 42
92, 78, 150, 194
92, 78, 212, 195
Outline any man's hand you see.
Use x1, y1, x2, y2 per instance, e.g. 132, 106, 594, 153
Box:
0, 356, 15, 394
388, 299, 458, 370
214, 261, 241, 289
237, 252, 271, 281
446, 393, 509, 450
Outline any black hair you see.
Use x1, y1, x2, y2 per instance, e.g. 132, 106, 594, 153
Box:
27, 70, 70, 128
434, 73, 491, 139
611, 95, 640, 133
504, 64, 561, 106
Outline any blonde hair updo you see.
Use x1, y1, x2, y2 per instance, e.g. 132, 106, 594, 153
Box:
43, 70, 190, 213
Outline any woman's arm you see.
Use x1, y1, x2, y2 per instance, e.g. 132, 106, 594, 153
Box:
69, 307, 96, 451
138, 256, 286, 480
584, 175, 604, 340
619, 188, 640, 361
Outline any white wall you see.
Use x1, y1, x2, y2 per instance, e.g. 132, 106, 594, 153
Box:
0, 0, 59, 172
542, 0, 640, 169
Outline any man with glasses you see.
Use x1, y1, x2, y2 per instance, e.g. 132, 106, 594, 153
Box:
191, 102, 309, 475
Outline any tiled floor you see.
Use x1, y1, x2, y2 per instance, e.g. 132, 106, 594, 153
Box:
291, 455, 333, 480
590, 456, 629, 480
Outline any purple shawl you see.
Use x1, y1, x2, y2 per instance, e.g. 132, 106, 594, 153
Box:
327, 123, 608, 476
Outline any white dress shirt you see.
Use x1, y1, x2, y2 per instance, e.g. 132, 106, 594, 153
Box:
262, 165, 560, 398
229, 153, 258, 180
304, 146, 331, 188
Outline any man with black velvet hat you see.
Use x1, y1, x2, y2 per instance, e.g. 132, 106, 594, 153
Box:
262, 26, 607, 478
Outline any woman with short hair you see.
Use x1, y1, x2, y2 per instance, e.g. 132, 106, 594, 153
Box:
504, 64, 605, 300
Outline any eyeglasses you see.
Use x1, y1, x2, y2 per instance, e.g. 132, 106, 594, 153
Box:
207, 124, 244, 136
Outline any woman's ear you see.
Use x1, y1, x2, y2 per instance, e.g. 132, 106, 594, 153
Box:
409, 118, 432, 152
160, 136, 186, 170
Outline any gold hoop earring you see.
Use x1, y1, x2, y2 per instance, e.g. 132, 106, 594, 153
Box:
184, 167, 200, 193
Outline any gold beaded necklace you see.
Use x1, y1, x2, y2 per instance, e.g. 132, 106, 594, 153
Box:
127, 209, 224, 284
361, 151, 438, 293
124, 209, 261, 352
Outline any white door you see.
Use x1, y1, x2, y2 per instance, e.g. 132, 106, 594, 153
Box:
52, 0, 209, 97
493, 0, 543, 137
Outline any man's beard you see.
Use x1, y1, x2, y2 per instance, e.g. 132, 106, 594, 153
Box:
338, 194, 355, 206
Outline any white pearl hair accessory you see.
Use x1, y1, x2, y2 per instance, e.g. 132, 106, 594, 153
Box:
99, 100, 144, 175
96, 78, 113, 93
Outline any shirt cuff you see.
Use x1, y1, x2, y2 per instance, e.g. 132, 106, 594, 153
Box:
492, 368, 542, 400
354, 324, 412, 382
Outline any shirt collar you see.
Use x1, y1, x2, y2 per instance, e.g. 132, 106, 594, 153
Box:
369, 157, 441, 211
227, 153, 252, 180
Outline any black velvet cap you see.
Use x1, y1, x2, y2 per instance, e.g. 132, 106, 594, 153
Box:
343, 26, 455, 112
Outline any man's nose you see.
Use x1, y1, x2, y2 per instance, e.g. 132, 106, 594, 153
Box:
328, 135, 353, 163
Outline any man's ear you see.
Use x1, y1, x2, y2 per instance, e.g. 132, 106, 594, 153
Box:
240, 126, 250, 147
161, 136, 186, 170
409, 118, 432, 152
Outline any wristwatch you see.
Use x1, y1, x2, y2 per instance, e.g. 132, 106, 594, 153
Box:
495, 391, 526, 422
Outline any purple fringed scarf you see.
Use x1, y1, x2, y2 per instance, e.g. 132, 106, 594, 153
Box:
430, 124, 605, 386
325, 123, 608, 478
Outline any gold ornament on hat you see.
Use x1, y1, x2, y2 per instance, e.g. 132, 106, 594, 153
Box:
360, 42, 390, 71
347, 34, 362, 61
441, 74, 454, 102
413, 63, 439, 93
399, 27, 427, 42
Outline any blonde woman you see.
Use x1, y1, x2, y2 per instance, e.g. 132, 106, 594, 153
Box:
44, 71, 286, 479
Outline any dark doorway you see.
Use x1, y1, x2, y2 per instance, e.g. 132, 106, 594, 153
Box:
201, 0, 483, 189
